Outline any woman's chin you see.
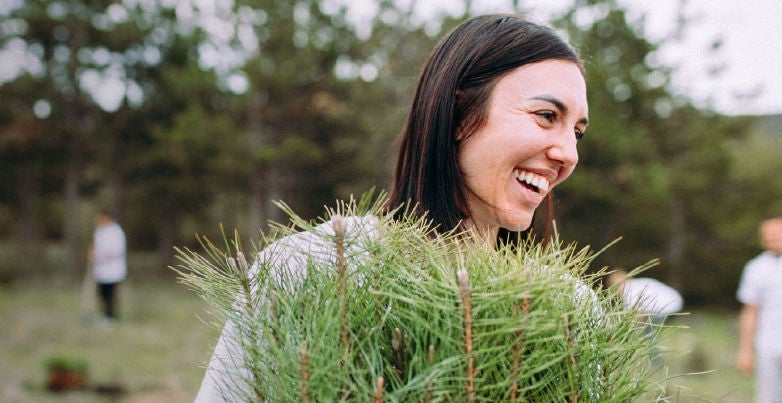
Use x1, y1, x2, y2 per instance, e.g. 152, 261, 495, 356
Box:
500, 217, 533, 232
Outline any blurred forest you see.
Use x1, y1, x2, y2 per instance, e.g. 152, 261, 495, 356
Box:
1, 0, 780, 307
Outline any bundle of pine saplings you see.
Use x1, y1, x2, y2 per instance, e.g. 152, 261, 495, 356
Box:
176, 195, 667, 402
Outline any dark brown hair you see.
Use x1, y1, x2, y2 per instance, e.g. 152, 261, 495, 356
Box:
388, 14, 583, 242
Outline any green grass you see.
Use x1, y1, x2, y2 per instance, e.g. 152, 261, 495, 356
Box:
0, 277, 755, 402
0, 276, 220, 402
660, 311, 754, 402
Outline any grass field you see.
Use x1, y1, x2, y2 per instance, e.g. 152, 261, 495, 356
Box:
0, 274, 220, 403
0, 276, 755, 402
661, 311, 754, 402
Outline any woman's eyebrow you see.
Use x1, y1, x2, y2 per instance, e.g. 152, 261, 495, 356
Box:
529, 94, 589, 126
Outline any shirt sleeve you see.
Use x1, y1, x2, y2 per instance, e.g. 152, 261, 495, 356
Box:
737, 258, 762, 306
194, 319, 255, 402
624, 278, 683, 315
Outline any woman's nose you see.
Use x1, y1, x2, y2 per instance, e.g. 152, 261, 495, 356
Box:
546, 131, 579, 168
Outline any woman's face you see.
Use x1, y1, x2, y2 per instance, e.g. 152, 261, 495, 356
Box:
457, 59, 588, 236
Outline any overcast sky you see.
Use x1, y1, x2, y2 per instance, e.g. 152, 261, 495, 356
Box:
627, 0, 782, 116
2, 0, 780, 116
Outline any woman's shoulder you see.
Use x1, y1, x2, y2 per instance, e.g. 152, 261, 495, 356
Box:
253, 215, 380, 276
273, 214, 379, 249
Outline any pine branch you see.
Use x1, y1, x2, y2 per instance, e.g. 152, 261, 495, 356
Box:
269, 291, 281, 348
391, 327, 406, 379
175, 192, 670, 401
300, 340, 309, 403
510, 297, 530, 403
332, 215, 353, 401
333, 215, 350, 357
457, 268, 475, 403
374, 377, 384, 402
422, 345, 435, 403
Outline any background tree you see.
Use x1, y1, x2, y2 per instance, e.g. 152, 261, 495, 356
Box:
550, 0, 757, 305
225, 0, 439, 240
0, 0, 128, 276
0, 0, 778, 307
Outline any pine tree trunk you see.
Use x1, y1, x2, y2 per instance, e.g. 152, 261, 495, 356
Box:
157, 196, 178, 265
63, 142, 83, 279
666, 194, 685, 290
17, 159, 41, 243
263, 165, 285, 225
248, 163, 264, 242
107, 169, 125, 220
107, 119, 127, 219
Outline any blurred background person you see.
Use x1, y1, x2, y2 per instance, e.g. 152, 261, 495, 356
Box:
88, 210, 127, 325
736, 216, 782, 403
608, 268, 684, 364
608, 268, 684, 317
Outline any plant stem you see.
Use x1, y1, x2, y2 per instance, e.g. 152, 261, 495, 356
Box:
269, 291, 281, 348
374, 377, 384, 402
392, 327, 406, 378
334, 216, 349, 355
457, 269, 475, 403
510, 297, 530, 402
300, 340, 309, 403
423, 344, 435, 403
333, 216, 352, 400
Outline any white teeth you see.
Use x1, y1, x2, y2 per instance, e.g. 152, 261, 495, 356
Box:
515, 170, 550, 193
538, 178, 549, 192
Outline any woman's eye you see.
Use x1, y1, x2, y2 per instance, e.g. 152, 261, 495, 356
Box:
575, 129, 585, 141
534, 110, 557, 124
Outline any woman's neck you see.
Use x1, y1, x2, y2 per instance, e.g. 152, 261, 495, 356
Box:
461, 220, 499, 248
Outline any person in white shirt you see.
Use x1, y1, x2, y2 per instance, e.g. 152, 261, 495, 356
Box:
736, 216, 782, 403
608, 270, 684, 317
607, 268, 683, 366
88, 210, 127, 322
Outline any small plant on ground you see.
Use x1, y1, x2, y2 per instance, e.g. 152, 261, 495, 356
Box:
45, 355, 89, 392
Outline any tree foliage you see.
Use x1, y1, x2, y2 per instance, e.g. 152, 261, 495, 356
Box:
0, 0, 777, 305
549, 0, 762, 305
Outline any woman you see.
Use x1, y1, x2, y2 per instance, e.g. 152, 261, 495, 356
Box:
196, 14, 588, 402
388, 13, 586, 245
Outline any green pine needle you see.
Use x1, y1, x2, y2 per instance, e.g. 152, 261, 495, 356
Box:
174, 192, 669, 402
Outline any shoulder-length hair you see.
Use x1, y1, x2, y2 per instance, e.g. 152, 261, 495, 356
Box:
388, 14, 583, 243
